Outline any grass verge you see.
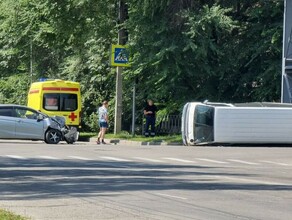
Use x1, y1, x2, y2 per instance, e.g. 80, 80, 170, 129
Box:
80, 132, 182, 144
107, 134, 182, 143
0, 209, 28, 220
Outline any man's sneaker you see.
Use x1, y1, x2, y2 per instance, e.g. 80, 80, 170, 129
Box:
102, 140, 107, 144
96, 139, 101, 144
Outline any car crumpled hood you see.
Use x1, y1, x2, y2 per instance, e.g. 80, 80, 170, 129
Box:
43, 116, 65, 130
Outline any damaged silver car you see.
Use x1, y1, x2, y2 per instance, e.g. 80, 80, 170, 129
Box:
0, 104, 79, 144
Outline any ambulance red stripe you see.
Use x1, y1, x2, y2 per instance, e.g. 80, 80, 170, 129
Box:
43, 87, 79, 91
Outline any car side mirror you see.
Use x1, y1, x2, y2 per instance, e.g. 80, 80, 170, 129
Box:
37, 114, 44, 121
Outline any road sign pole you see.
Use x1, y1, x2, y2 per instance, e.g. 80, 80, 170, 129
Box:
114, 66, 123, 134
114, 0, 127, 134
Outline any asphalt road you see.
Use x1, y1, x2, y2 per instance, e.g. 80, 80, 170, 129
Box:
0, 140, 291, 220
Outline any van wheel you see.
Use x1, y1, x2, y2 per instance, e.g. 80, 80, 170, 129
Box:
45, 129, 62, 144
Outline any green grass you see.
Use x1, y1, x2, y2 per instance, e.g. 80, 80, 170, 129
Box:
107, 134, 181, 143
80, 132, 182, 144
79, 132, 97, 138
0, 209, 28, 220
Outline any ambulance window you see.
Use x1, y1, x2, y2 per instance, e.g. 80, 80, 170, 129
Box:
43, 94, 59, 111
43, 93, 77, 111
61, 94, 77, 111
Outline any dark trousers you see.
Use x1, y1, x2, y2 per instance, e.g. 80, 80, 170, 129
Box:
145, 116, 156, 136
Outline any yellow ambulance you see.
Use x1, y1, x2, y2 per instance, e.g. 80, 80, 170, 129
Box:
27, 79, 82, 127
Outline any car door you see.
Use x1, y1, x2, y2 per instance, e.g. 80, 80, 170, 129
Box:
14, 107, 45, 140
0, 106, 16, 138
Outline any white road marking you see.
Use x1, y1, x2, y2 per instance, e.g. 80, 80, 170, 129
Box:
163, 157, 196, 163
38, 156, 59, 160
259, 160, 290, 166
68, 156, 93, 161
155, 193, 187, 200
100, 156, 132, 162
5, 155, 26, 160
133, 157, 163, 163
227, 159, 260, 165
195, 158, 229, 164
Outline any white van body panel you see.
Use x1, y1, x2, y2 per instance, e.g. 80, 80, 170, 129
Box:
214, 107, 292, 144
182, 102, 292, 145
181, 103, 197, 145
181, 103, 189, 145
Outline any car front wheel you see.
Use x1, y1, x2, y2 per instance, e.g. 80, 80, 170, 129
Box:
45, 129, 62, 144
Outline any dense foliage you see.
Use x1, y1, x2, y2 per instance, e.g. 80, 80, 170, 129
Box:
0, 0, 284, 132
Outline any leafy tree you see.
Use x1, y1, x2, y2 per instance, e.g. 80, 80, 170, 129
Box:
126, 1, 235, 112
0, 74, 30, 104
230, 0, 283, 102
0, 0, 117, 131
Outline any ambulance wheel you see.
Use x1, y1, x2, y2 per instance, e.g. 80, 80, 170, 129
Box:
45, 129, 62, 144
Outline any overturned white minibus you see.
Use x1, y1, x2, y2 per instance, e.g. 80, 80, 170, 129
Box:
182, 101, 292, 145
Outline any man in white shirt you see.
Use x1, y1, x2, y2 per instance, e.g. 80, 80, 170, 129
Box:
97, 100, 109, 144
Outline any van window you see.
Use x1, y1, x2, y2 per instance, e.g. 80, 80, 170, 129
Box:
43, 93, 77, 111
194, 105, 214, 143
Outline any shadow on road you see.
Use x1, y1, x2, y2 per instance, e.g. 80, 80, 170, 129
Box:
0, 157, 291, 200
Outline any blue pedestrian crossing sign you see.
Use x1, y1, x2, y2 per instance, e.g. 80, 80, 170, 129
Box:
110, 44, 131, 67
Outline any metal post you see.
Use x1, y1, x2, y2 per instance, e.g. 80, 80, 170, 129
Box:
281, 0, 292, 102
30, 39, 33, 83
114, 66, 123, 134
114, 0, 127, 134
131, 80, 136, 136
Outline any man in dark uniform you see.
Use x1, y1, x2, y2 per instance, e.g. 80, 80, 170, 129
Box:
144, 99, 157, 137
